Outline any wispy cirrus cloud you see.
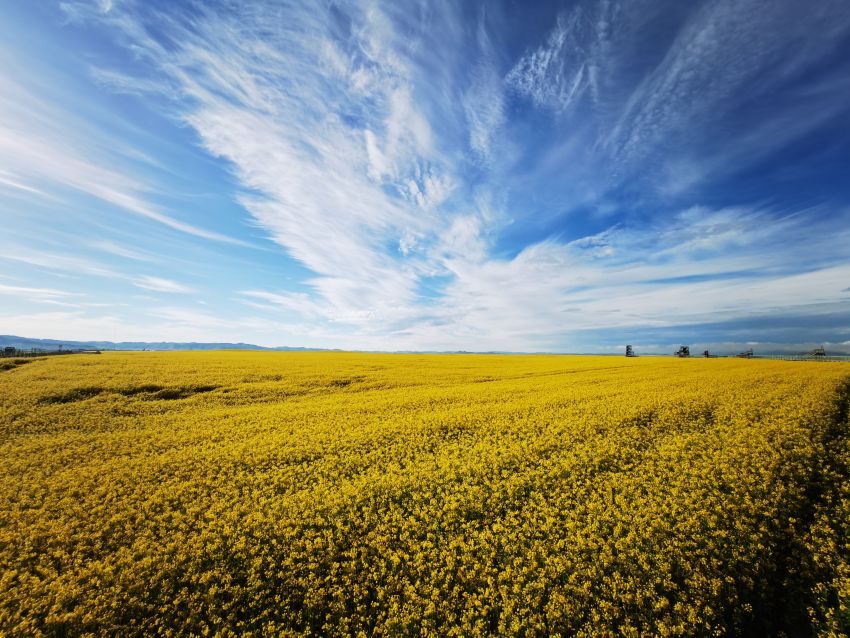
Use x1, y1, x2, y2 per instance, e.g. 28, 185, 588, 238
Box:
0, 63, 248, 246
507, 0, 850, 195
241, 204, 850, 351
75, 2, 468, 327
89, 240, 156, 263
506, 6, 599, 113
133, 275, 194, 294
1, 247, 194, 299
0, 283, 79, 303
608, 0, 850, 178
0, 169, 49, 197
461, 14, 507, 163
426, 209, 849, 349
1, 249, 121, 280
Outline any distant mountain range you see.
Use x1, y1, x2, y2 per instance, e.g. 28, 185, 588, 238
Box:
0, 335, 330, 352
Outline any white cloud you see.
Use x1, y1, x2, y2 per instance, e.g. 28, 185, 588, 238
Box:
0, 284, 78, 303
0, 68, 248, 246
240, 290, 326, 321
506, 4, 615, 113
462, 18, 506, 161
89, 66, 174, 98
505, 0, 850, 194
1, 249, 121, 279
0, 170, 48, 197
133, 276, 194, 294
90, 240, 155, 262
84, 2, 464, 331
399, 206, 850, 350
608, 0, 850, 181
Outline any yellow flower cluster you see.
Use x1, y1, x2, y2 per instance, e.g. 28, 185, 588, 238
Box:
1, 352, 848, 636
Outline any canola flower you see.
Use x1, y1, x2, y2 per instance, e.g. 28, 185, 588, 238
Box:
1, 351, 849, 636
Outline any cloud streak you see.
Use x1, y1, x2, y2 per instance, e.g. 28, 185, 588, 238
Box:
133, 276, 194, 294
0, 67, 249, 246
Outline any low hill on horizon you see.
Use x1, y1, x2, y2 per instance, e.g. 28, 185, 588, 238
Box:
0, 335, 328, 353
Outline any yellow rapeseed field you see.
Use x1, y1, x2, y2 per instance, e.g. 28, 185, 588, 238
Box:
1, 352, 849, 636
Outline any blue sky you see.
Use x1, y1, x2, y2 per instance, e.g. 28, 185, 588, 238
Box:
1, 0, 849, 353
